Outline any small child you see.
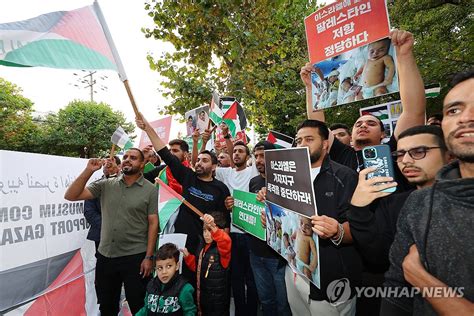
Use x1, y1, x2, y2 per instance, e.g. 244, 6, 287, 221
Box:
136, 243, 196, 316
182, 213, 231, 316
354, 38, 395, 100
294, 216, 318, 281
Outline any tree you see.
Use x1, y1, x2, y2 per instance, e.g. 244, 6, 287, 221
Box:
144, 0, 319, 136
144, 0, 472, 135
0, 77, 40, 152
388, 0, 473, 115
44, 100, 134, 158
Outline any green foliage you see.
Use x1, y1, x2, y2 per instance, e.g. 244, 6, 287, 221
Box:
43, 100, 134, 157
0, 78, 40, 152
388, 0, 474, 116
144, 0, 472, 135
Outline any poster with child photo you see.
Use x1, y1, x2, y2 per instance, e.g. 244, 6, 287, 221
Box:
265, 201, 320, 288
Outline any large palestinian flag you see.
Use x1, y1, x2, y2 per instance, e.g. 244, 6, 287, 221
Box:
0, 2, 125, 79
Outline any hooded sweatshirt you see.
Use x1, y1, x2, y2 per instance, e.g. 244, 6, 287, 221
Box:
382, 161, 474, 315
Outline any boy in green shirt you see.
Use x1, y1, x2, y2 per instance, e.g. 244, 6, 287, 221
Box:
136, 243, 196, 316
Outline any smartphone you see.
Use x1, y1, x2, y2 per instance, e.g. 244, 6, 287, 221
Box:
362, 145, 396, 193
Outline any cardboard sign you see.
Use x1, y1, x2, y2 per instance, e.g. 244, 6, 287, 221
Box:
138, 116, 172, 148
232, 190, 266, 240
305, 0, 390, 64
265, 147, 317, 218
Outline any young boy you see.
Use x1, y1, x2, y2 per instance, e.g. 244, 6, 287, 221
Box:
182, 213, 231, 316
136, 243, 196, 316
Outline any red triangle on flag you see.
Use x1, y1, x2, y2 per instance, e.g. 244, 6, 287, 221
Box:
267, 132, 277, 144
222, 101, 238, 120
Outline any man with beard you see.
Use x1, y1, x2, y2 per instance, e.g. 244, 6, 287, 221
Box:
65, 149, 159, 315
213, 138, 259, 316
301, 30, 426, 192
217, 151, 232, 167
347, 125, 449, 315
136, 114, 231, 287
144, 139, 190, 195
258, 120, 361, 315
382, 70, 474, 315
247, 141, 292, 316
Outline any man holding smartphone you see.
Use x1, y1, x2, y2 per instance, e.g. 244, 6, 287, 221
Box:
382, 70, 474, 315
347, 125, 449, 315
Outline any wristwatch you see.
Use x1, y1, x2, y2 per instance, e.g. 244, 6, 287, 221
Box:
223, 134, 231, 139
145, 255, 154, 260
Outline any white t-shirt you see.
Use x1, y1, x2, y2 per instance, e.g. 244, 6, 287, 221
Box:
311, 167, 321, 183
216, 166, 259, 233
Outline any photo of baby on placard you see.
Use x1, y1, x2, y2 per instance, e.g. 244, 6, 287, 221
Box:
265, 201, 320, 288
311, 37, 399, 110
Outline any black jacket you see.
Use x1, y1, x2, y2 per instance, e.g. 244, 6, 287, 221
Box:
309, 155, 363, 301
348, 190, 413, 272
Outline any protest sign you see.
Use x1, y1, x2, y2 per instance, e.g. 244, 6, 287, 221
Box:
360, 100, 402, 142
265, 147, 317, 218
265, 201, 320, 288
306, 0, 398, 110
232, 190, 266, 240
185, 105, 210, 136
0, 150, 101, 315
305, 0, 390, 64
138, 116, 172, 148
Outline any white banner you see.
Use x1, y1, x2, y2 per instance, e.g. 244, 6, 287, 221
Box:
0, 150, 101, 271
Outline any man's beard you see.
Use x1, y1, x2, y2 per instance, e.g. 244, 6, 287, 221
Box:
447, 129, 474, 163
310, 145, 323, 163
122, 166, 140, 175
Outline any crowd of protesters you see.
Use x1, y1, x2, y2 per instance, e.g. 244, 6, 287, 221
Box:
66, 29, 474, 316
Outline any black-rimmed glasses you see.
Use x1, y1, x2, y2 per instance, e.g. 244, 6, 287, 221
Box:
392, 146, 441, 162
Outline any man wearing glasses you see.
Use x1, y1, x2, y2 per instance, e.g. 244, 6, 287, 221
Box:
347, 125, 449, 315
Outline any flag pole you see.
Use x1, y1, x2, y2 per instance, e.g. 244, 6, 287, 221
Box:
93, 0, 140, 117
109, 144, 116, 160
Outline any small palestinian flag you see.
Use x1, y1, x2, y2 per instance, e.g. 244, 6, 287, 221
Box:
110, 126, 133, 150
425, 85, 441, 98
156, 178, 184, 232
267, 130, 294, 148
222, 101, 241, 138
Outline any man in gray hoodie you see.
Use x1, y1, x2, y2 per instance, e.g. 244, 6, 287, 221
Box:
382, 70, 474, 315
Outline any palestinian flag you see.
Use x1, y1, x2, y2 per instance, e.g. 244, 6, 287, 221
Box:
267, 131, 294, 148
156, 178, 184, 233
209, 91, 223, 125
110, 126, 133, 150
362, 109, 389, 121
221, 97, 248, 130
222, 101, 241, 138
0, 3, 127, 80
425, 84, 441, 98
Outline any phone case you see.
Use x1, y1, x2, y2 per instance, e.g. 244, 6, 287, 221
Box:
362, 145, 396, 193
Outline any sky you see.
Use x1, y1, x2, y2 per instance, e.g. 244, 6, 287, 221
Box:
0, 0, 183, 141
